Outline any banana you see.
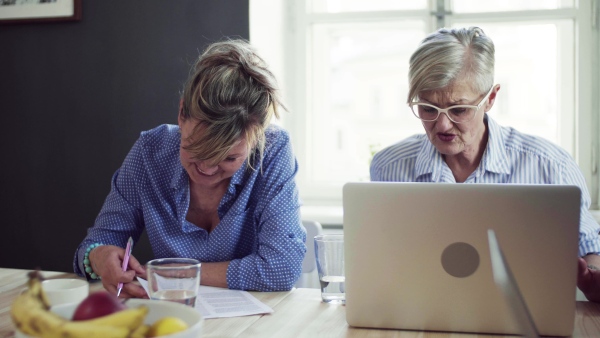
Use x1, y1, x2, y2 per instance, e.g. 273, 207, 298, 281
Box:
10, 272, 148, 338
43, 321, 131, 338
78, 306, 149, 331
11, 290, 64, 336
130, 324, 150, 338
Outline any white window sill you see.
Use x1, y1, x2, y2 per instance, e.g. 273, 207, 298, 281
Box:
301, 205, 343, 227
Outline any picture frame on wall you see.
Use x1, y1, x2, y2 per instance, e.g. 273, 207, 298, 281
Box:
0, 0, 81, 24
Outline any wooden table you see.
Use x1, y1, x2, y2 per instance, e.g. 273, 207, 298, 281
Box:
2, 268, 600, 337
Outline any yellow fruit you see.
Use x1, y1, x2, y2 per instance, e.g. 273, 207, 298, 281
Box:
147, 316, 189, 337
130, 324, 150, 338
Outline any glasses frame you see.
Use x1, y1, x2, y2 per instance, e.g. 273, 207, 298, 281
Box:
409, 85, 495, 123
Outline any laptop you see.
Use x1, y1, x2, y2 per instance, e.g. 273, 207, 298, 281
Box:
343, 182, 580, 336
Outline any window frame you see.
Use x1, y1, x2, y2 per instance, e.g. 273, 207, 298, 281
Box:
250, 0, 600, 225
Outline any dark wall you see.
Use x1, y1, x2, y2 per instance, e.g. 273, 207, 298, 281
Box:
0, 1, 249, 272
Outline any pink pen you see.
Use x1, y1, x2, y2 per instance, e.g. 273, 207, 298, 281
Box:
116, 237, 134, 297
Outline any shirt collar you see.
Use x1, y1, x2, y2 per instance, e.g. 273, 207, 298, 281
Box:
230, 161, 247, 186
481, 114, 511, 175
414, 138, 444, 180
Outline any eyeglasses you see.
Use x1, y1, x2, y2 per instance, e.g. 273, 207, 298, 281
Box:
409, 86, 495, 123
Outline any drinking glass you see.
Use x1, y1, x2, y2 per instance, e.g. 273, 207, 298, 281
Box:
314, 234, 345, 304
146, 258, 201, 307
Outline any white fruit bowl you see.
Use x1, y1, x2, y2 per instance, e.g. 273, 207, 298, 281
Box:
15, 298, 203, 338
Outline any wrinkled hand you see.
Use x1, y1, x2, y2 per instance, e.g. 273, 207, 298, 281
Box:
577, 256, 600, 302
88, 245, 148, 299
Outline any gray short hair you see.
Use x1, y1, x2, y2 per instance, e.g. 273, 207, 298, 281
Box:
408, 27, 495, 103
180, 39, 284, 169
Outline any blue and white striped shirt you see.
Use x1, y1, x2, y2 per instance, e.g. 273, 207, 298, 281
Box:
370, 114, 600, 256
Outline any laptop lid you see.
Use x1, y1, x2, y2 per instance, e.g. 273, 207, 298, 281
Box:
343, 182, 580, 336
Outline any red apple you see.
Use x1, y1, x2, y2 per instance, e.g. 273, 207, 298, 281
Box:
72, 291, 127, 321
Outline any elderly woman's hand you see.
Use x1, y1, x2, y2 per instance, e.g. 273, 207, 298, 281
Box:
577, 256, 600, 302
88, 244, 147, 298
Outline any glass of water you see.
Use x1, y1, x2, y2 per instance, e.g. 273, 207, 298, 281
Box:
146, 258, 201, 307
314, 234, 345, 304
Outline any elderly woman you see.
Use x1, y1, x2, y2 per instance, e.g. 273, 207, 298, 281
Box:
370, 27, 600, 302
73, 40, 306, 297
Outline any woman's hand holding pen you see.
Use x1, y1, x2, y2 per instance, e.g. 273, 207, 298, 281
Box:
88, 245, 148, 299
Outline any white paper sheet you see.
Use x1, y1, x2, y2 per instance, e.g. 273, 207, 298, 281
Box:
137, 277, 273, 319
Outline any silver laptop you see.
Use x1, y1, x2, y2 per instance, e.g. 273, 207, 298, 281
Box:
343, 182, 580, 336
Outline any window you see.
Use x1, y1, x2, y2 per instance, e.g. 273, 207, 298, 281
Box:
250, 0, 600, 225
